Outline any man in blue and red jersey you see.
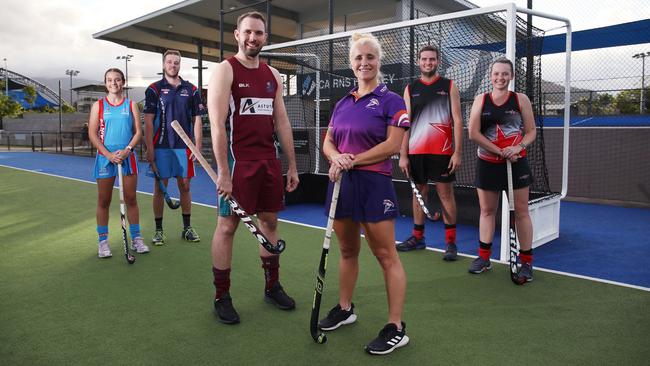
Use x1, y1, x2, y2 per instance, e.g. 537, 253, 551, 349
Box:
397, 46, 464, 260
206, 11, 299, 325
144, 49, 205, 245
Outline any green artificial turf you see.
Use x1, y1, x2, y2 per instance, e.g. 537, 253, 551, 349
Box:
1, 166, 649, 365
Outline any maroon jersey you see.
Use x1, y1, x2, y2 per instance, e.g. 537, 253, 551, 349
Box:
478, 91, 527, 163
227, 57, 278, 161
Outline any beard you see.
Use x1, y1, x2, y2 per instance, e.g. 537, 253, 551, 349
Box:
164, 69, 179, 78
421, 67, 438, 78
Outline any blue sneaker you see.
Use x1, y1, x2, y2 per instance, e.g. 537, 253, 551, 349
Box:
396, 236, 426, 251
468, 256, 492, 274
517, 262, 534, 282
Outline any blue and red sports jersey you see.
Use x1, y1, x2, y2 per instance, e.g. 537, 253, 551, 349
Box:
328, 84, 410, 176
98, 97, 133, 151
478, 91, 527, 163
226, 57, 278, 161
144, 77, 205, 149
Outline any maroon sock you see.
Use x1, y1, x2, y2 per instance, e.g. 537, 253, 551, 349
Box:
212, 267, 231, 300
261, 255, 280, 291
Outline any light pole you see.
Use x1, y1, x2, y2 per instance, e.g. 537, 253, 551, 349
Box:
116, 54, 133, 98
3, 58, 8, 95
632, 51, 650, 114
65, 69, 79, 108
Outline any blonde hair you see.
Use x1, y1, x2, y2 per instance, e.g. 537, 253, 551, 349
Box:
349, 33, 383, 83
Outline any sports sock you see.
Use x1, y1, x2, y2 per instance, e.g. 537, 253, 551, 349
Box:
478, 241, 492, 260
261, 255, 280, 291
520, 249, 533, 264
129, 224, 141, 240
213, 267, 231, 299
97, 225, 108, 243
412, 224, 425, 240
155, 217, 163, 231
444, 223, 457, 244
182, 214, 191, 229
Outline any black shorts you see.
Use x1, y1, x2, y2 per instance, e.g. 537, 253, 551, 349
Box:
475, 157, 533, 191
408, 154, 455, 184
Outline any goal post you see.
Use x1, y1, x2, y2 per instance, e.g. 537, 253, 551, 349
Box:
260, 3, 572, 251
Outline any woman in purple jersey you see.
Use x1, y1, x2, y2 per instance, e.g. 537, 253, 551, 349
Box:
88, 68, 148, 259
319, 33, 411, 355
467, 58, 536, 281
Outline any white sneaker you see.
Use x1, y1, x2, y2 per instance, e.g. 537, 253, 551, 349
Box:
98, 240, 112, 258
130, 237, 150, 254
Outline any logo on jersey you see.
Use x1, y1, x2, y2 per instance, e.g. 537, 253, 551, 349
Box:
238, 83, 250, 88
436, 90, 448, 96
383, 199, 395, 214
366, 98, 379, 109
179, 89, 190, 97
505, 109, 518, 115
266, 81, 275, 93
161, 88, 170, 95
240, 98, 274, 116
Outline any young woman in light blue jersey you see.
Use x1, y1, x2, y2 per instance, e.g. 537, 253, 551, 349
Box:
88, 68, 149, 258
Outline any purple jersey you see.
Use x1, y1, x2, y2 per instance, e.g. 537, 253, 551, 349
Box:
329, 84, 410, 175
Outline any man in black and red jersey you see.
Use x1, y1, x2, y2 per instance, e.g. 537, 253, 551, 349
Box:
397, 46, 463, 260
206, 11, 299, 324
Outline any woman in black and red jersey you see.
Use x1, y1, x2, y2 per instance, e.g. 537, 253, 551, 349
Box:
467, 58, 537, 282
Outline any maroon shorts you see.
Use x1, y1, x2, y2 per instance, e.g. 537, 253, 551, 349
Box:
219, 158, 284, 216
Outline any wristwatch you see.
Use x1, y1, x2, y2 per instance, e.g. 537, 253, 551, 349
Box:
125, 145, 133, 152
519, 142, 527, 149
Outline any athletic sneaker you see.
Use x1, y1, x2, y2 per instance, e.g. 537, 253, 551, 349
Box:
443, 243, 458, 261
517, 262, 534, 282
396, 235, 426, 251
468, 256, 492, 274
152, 230, 166, 246
182, 226, 200, 242
364, 322, 409, 355
130, 237, 150, 254
264, 282, 296, 310
318, 303, 357, 331
98, 240, 112, 258
214, 292, 240, 324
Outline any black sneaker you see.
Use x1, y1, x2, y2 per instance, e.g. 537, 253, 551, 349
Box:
443, 243, 458, 261
214, 293, 240, 324
318, 303, 357, 331
264, 282, 296, 310
364, 322, 410, 355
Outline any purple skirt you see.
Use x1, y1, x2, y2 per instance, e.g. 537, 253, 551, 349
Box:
324, 169, 398, 223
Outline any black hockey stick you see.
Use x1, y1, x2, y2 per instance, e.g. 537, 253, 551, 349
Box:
506, 160, 524, 285
117, 162, 136, 264
170, 120, 285, 254
408, 179, 442, 221
150, 161, 181, 209
310, 177, 341, 344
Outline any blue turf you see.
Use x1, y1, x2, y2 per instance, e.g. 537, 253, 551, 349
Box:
542, 114, 650, 127
2, 151, 649, 288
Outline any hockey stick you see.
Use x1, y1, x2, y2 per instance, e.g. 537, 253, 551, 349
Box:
170, 120, 285, 254
408, 179, 442, 221
506, 160, 524, 285
117, 162, 136, 264
310, 177, 341, 344
150, 161, 181, 209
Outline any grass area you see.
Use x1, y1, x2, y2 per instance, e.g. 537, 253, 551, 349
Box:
1, 166, 649, 365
